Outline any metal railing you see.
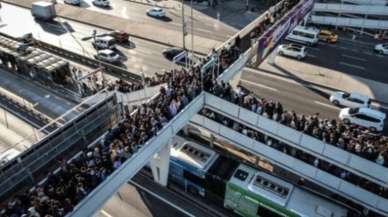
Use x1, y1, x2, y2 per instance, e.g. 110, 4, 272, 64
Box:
203, 92, 388, 187
0, 91, 120, 199
190, 111, 388, 216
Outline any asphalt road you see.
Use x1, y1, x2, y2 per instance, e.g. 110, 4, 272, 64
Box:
58, 0, 238, 42
0, 3, 177, 77
240, 67, 388, 135
288, 32, 388, 84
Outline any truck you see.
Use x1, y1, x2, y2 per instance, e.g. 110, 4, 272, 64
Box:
31, 1, 56, 21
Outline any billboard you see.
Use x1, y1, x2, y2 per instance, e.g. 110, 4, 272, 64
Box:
254, 0, 314, 65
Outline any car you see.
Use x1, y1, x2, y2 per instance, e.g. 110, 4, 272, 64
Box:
318, 30, 338, 43
109, 30, 129, 44
94, 49, 121, 63
277, 43, 307, 60
374, 43, 388, 55
64, 0, 81, 6
162, 47, 194, 65
92, 0, 110, 7
147, 7, 166, 18
92, 36, 116, 50
339, 107, 385, 132
0, 149, 21, 166
162, 47, 184, 60
329, 91, 371, 108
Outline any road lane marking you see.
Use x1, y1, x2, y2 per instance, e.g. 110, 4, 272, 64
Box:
341, 54, 366, 62
339, 61, 365, 70
306, 53, 316, 58
130, 181, 196, 217
240, 79, 279, 92
101, 210, 113, 217
314, 101, 339, 110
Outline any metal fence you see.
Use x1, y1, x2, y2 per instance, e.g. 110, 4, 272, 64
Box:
0, 91, 121, 200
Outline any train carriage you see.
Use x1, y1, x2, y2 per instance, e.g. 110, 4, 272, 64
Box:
225, 164, 348, 217
170, 136, 219, 197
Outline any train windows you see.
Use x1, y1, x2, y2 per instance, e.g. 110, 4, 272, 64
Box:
257, 204, 285, 217
183, 170, 205, 188
234, 169, 249, 181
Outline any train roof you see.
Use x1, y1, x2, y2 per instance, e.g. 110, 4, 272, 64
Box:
171, 136, 218, 171
287, 188, 348, 217
229, 164, 293, 207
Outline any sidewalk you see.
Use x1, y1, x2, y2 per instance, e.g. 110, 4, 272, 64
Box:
257, 56, 388, 105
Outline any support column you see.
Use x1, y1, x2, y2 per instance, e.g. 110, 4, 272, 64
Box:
150, 141, 171, 186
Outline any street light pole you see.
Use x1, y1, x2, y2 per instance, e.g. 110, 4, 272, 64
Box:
190, 0, 194, 68
181, 0, 186, 50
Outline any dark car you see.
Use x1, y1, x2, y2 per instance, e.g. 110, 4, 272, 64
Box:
162, 47, 184, 61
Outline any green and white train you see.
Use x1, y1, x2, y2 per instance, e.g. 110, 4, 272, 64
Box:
169, 136, 348, 217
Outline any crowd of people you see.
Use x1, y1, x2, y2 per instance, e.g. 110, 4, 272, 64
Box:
0, 32, 238, 216
0, 0, 325, 216
210, 83, 388, 168
199, 108, 388, 201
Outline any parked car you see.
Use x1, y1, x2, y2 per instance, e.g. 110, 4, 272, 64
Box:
92, 0, 110, 7
329, 91, 371, 108
94, 49, 121, 63
147, 7, 166, 18
339, 107, 385, 132
92, 36, 116, 50
64, 0, 81, 6
318, 30, 338, 43
277, 43, 307, 60
374, 43, 388, 55
0, 149, 21, 166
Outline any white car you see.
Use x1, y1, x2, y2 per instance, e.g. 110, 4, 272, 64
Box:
277, 44, 307, 60
329, 92, 371, 108
147, 7, 166, 18
92, 0, 110, 7
339, 107, 386, 132
374, 43, 388, 55
94, 49, 121, 63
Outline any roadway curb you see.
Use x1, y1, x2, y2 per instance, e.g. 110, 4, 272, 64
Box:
247, 66, 388, 107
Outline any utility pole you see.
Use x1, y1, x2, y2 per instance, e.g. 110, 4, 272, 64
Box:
181, 0, 186, 50
190, 0, 194, 68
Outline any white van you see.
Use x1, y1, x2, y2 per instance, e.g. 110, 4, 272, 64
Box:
286, 26, 319, 46
92, 36, 116, 50
0, 148, 21, 166
64, 0, 81, 6
339, 107, 386, 132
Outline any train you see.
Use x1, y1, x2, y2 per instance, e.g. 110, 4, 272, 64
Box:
168, 136, 348, 217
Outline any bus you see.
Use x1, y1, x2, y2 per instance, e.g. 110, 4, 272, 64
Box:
285, 25, 320, 46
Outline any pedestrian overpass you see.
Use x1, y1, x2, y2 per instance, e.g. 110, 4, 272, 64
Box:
0, 0, 326, 216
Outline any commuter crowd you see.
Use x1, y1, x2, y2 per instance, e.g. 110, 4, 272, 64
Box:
200, 108, 388, 200
211, 83, 388, 167
0, 0, 325, 216
0, 36, 235, 217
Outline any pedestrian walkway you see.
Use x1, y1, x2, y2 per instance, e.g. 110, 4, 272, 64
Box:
4, 0, 220, 54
